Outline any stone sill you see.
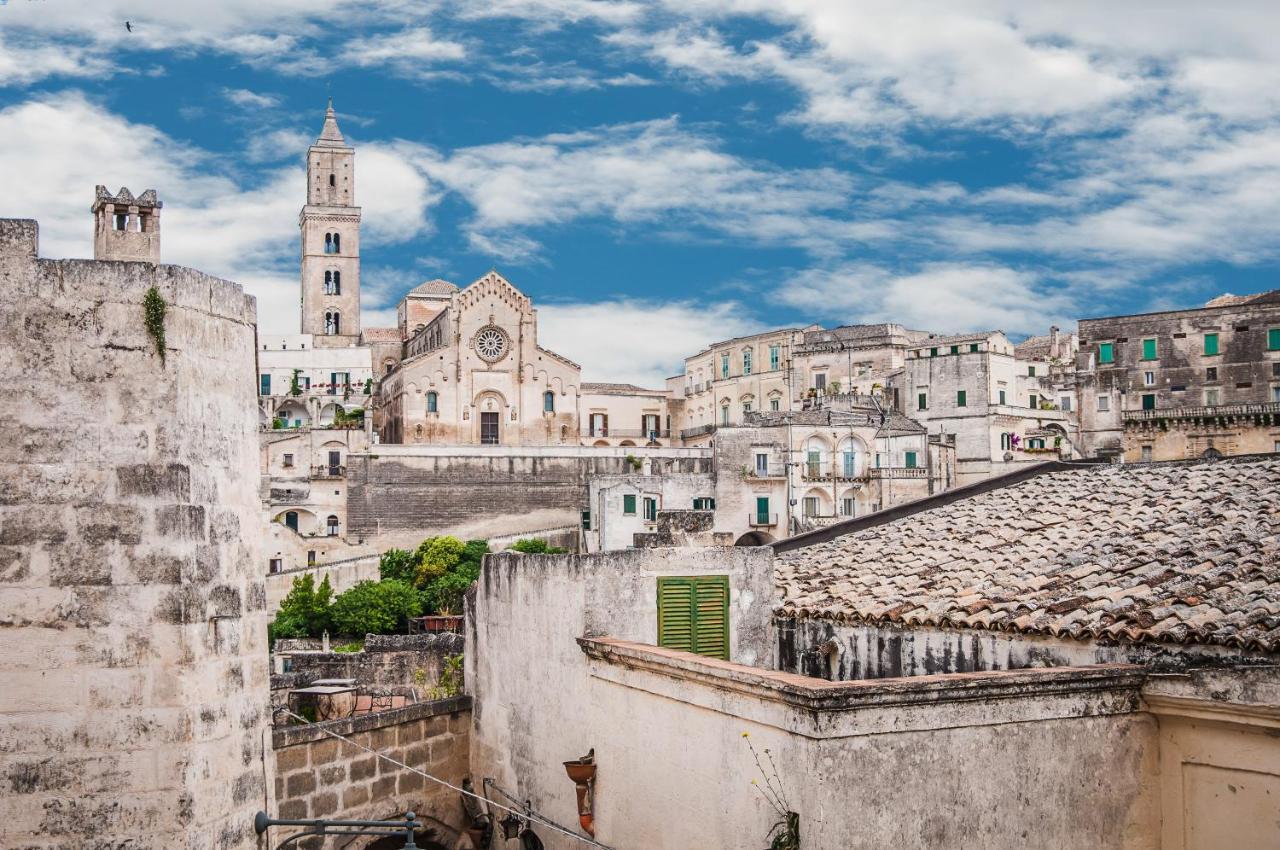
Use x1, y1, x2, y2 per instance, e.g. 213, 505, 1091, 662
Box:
580, 638, 1146, 738
272, 695, 470, 749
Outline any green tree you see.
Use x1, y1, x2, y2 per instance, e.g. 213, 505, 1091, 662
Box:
329, 580, 421, 636
378, 548, 416, 585
415, 535, 465, 585
268, 573, 333, 642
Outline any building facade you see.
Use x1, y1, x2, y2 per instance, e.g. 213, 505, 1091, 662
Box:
1076, 291, 1280, 462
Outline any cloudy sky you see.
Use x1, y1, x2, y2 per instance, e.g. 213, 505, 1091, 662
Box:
2, 1, 1278, 384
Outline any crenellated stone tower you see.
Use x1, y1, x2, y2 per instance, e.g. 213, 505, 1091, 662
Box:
300, 98, 361, 346
92, 185, 162, 262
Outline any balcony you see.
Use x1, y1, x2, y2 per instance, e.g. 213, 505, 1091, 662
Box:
1122, 400, 1280, 424
799, 514, 841, 529
748, 513, 779, 528
312, 465, 346, 479
746, 465, 787, 480
584, 428, 671, 440
869, 467, 927, 479
681, 424, 718, 440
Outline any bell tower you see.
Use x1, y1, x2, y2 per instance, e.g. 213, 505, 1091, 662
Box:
300, 98, 361, 345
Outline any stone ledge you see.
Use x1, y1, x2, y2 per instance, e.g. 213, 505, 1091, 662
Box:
272, 695, 470, 749
581, 637, 1145, 738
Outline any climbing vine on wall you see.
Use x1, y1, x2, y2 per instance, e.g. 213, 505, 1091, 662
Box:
142, 286, 167, 363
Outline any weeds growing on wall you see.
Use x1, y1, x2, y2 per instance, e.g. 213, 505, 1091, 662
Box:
428, 653, 464, 700
743, 732, 800, 849
142, 286, 166, 363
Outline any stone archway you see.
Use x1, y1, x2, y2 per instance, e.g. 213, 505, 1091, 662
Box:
734, 530, 775, 546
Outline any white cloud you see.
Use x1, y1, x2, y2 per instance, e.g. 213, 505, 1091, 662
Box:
407, 117, 858, 260
537, 298, 762, 385
342, 27, 466, 72
776, 263, 1075, 337
222, 88, 281, 109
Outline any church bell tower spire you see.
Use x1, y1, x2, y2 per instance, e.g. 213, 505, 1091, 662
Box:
299, 98, 361, 345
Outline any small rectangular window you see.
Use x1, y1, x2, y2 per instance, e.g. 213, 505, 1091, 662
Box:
815, 374, 826, 391
950, 345, 959, 355
1097, 395, 1110, 412
1273, 363, 1280, 378
623, 494, 636, 515
1206, 367, 1218, 381
956, 390, 966, 407
1142, 338, 1157, 360
904, 451, 918, 469
260, 374, 271, 396
282, 453, 293, 467
755, 496, 769, 525
269, 558, 282, 574
1028, 366, 1036, 377
1205, 389, 1219, 406
1060, 396, 1072, 412
969, 343, 979, 353
1029, 395, 1038, 409
1273, 386, 1280, 403
755, 452, 768, 476
581, 510, 591, 530
1141, 445, 1153, 462
803, 496, 819, 517
1203, 333, 1219, 355
743, 349, 753, 376
721, 353, 730, 378
1269, 328, 1280, 350
769, 345, 780, 371
644, 498, 657, 522
1144, 371, 1155, 386
917, 392, 927, 410
1098, 342, 1114, 364
998, 389, 1006, 405
930, 347, 938, 357
1142, 393, 1156, 411
769, 398, 780, 411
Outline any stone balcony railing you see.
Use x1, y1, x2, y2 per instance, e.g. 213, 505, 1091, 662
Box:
1122, 401, 1280, 423
681, 423, 718, 440
869, 467, 927, 479
311, 465, 346, 479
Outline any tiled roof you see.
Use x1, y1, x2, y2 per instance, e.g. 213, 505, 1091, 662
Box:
408, 279, 458, 296
1013, 334, 1052, 358
360, 327, 401, 342
581, 382, 665, 395
776, 457, 1280, 652
914, 331, 1001, 346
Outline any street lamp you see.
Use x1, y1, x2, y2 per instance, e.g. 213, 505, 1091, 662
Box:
254, 810, 423, 848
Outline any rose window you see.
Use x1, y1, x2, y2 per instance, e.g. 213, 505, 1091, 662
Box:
474, 326, 508, 362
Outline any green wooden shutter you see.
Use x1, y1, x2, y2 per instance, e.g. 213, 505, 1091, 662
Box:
956, 390, 966, 407
657, 576, 729, 660
1269, 328, 1280, 351
1142, 338, 1157, 360
623, 494, 636, 515
657, 578, 694, 653
1099, 343, 1114, 363
1204, 333, 1219, 355
905, 451, 918, 468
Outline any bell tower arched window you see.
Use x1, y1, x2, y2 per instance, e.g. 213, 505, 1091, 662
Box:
324, 311, 340, 335
332, 233, 340, 253
324, 233, 334, 254
543, 390, 555, 413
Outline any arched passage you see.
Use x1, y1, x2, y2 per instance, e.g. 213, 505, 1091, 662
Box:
734, 531, 775, 546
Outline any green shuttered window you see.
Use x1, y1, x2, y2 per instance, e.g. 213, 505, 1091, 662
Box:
657, 575, 729, 660
1099, 342, 1114, 364
1203, 333, 1219, 356
1141, 338, 1157, 360
1269, 328, 1280, 351
623, 494, 637, 515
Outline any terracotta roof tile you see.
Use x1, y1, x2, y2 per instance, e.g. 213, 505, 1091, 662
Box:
776, 456, 1280, 652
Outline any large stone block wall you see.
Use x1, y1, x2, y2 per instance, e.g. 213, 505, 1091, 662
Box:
0, 219, 270, 849
272, 633, 464, 696
271, 697, 471, 848
346, 451, 712, 536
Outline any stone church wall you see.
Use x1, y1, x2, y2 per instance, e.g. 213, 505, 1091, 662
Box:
0, 219, 271, 849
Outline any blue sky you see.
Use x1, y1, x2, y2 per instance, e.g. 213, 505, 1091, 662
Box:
2, 1, 1279, 384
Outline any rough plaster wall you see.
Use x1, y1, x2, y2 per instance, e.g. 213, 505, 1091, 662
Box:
778, 619, 1277, 679
466, 548, 775, 848
274, 633, 464, 693
467, 544, 1157, 850
0, 220, 271, 849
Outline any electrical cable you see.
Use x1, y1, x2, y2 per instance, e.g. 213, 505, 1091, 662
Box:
276, 708, 615, 850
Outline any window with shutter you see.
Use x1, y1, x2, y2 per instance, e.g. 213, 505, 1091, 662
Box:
1099, 342, 1114, 364
623, 494, 636, 515
657, 576, 729, 660
1142, 338, 1157, 360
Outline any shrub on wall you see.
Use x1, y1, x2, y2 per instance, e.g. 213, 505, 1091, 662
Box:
378, 547, 416, 585
510, 538, 568, 555
329, 579, 421, 636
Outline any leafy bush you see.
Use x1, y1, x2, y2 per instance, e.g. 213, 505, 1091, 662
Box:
428, 654, 464, 700
378, 548, 416, 585
510, 538, 568, 555
415, 535, 466, 585
268, 574, 333, 643
329, 579, 421, 637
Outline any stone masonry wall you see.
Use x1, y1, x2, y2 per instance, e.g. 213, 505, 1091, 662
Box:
0, 219, 270, 849
271, 697, 471, 848
346, 452, 711, 536
272, 633, 464, 696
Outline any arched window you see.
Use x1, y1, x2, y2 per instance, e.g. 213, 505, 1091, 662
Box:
332, 233, 341, 253
324, 311, 340, 335
324, 233, 334, 254
326, 515, 339, 536
331, 270, 340, 295
323, 270, 333, 294
543, 390, 555, 413
426, 391, 438, 413
284, 511, 298, 532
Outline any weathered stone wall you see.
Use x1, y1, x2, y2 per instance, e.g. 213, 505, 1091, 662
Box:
272, 632, 463, 695
346, 447, 712, 537
266, 553, 380, 613
271, 697, 471, 847
778, 618, 1277, 680
0, 219, 270, 848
